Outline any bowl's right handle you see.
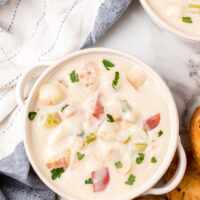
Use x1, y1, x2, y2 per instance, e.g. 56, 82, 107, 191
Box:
16, 63, 50, 109
144, 136, 186, 196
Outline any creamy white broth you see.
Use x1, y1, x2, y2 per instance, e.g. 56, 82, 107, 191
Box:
147, 0, 200, 37
30, 53, 170, 200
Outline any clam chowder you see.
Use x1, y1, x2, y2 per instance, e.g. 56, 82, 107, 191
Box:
29, 53, 170, 200
147, 0, 200, 37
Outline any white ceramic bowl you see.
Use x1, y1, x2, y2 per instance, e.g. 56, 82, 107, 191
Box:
140, 0, 200, 42
16, 48, 186, 200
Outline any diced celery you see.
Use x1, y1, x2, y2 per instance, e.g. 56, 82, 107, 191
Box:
121, 100, 130, 112
189, 4, 200, 13
134, 143, 147, 152
40, 112, 61, 128
86, 133, 96, 144
122, 136, 131, 144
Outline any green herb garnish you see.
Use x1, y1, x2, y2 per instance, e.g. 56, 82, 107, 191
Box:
106, 114, 114, 122
182, 17, 192, 23
115, 161, 123, 168
102, 59, 115, 70
158, 130, 163, 137
86, 133, 96, 144
125, 174, 136, 185
136, 153, 145, 164
61, 104, 68, 112
77, 152, 85, 161
69, 70, 79, 82
112, 71, 120, 89
28, 112, 37, 120
151, 156, 157, 163
85, 178, 93, 184
50, 168, 64, 180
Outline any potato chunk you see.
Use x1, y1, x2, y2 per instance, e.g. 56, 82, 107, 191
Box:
39, 83, 63, 105
127, 69, 146, 90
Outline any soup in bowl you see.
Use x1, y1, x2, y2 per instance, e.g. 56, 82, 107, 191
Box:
16, 48, 186, 200
140, 0, 200, 42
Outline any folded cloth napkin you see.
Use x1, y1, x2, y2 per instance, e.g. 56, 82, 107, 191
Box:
0, 0, 7, 6
0, 0, 132, 199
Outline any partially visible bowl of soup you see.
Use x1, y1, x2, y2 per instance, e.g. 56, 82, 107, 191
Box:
16, 48, 186, 200
140, 0, 200, 42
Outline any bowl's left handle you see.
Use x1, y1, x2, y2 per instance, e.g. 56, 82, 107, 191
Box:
16, 63, 50, 109
144, 136, 186, 196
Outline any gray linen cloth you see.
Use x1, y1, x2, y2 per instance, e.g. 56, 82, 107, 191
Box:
0, 0, 132, 199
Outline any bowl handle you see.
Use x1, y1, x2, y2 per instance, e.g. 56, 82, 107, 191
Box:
16, 63, 51, 109
144, 136, 186, 196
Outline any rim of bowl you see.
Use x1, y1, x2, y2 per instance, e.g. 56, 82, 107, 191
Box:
140, 0, 200, 42
23, 48, 179, 200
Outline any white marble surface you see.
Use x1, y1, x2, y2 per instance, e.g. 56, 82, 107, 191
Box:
61, 1, 200, 199
94, 0, 200, 148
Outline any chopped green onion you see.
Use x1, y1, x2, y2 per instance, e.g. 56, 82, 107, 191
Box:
51, 168, 64, 180
121, 100, 130, 112
112, 71, 120, 89
79, 131, 85, 137
125, 174, 136, 185
69, 70, 79, 82
136, 153, 145, 164
102, 59, 115, 70
85, 178, 93, 184
134, 143, 147, 152
86, 133, 96, 144
182, 17, 192, 23
106, 114, 114, 122
151, 156, 157, 163
40, 112, 61, 128
77, 152, 85, 161
123, 136, 131, 144
158, 130, 163, 137
61, 104, 69, 112
115, 161, 123, 168
28, 112, 37, 120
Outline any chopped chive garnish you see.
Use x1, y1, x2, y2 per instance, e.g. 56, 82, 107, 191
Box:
106, 114, 114, 122
115, 161, 123, 168
136, 153, 145, 164
28, 112, 37, 120
69, 70, 79, 82
112, 71, 120, 89
158, 130, 163, 137
51, 168, 64, 180
77, 152, 85, 161
125, 174, 136, 185
85, 178, 93, 184
151, 156, 157, 163
102, 59, 115, 70
61, 104, 68, 112
182, 17, 192, 23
